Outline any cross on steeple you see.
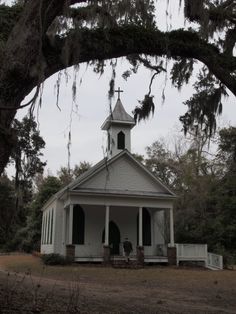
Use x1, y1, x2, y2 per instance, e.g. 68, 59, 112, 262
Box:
115, 87, 123, 100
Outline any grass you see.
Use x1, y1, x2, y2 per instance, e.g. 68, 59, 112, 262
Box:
0, 254, 235, 284
1, 254, 236, 313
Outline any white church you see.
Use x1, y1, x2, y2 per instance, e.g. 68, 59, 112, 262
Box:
40, 93, 178, 265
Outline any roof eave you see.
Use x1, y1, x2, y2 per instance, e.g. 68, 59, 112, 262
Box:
101, 119, 135, 130
70, 189, 177, 200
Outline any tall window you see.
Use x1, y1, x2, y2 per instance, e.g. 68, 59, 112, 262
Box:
108, 132, 111, 150
50, 209, 54, 244
47, 210, 51, 244
73, 205, 85, 244
42, 214, 45, 244
137, 208, 151, 246
45, 212, 48, 244
117, 131, 125, 149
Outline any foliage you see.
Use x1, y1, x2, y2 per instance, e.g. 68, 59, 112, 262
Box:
217, 126, 236, 166
0, 175, 16, 248
180, 70, 227, 137
0, 4, 22, 42
41, 253, 72, 265
133, 94, 155, 123
12, 176, 62, 252
11, 116, 46, 184
210, 127, 236, 254
145, 126, 236, 257
145, 139, 175, 187
0, 116, 46, 251
10, 116, 46, 211
57, 161, 92, 186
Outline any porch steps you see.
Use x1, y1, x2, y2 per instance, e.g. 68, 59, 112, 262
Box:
206, 265, 222, 271
111, 258, 143, 269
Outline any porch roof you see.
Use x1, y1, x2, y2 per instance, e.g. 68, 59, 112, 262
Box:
68, 188, 176, 199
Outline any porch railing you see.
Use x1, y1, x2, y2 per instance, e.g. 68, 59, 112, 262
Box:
207, 252, 223, 270
176, 244, 223, 269
176, 243, 208, 266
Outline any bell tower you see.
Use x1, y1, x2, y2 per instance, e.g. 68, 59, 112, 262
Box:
101, 88, 135, 159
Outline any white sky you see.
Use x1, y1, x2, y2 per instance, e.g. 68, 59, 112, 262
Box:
5, 0, 236, 176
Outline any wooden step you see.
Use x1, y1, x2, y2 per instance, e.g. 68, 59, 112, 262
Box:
112, 259, 143, 269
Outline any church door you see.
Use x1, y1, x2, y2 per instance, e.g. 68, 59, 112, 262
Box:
102, 221, 121, 255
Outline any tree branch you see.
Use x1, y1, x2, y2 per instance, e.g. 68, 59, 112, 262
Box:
44, 26, 236, 96
224, 26, 236, 55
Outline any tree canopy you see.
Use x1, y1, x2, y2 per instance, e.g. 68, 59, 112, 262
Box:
144, 126, 236, 258
0, 0, 235, 175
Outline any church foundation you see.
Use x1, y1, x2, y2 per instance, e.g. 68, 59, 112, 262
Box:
167, 246, 177, 265
66, 245, 75, 261
103, 245, 111, 265
136, 246, 144, 265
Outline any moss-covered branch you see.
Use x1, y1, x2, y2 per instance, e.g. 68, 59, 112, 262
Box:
43, 26, 236, 96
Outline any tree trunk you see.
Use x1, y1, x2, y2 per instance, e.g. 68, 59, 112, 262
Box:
0, 107, 16, 175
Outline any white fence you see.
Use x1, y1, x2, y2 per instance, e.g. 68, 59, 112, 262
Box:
176, 243, 208, 266
175, 244, 223, 269
207, 252, 223, 270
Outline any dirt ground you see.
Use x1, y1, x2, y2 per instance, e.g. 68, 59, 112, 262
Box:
0, 254, 236, 314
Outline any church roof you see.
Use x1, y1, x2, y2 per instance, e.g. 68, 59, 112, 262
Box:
101, 98, 135, 130
41, 150, 176, 211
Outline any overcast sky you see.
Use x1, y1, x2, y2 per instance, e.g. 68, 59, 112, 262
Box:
5, 0, 236, 176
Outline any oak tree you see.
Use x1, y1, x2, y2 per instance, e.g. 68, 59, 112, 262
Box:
0, 0, 235, 175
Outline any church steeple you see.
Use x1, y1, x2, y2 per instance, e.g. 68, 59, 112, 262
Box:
101, 91, 135, 159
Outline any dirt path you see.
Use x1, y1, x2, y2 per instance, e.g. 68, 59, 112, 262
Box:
0, 255, 236, 313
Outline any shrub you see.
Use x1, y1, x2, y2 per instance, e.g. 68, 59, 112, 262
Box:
41, 253, 72, 265
32, 251, 42, 258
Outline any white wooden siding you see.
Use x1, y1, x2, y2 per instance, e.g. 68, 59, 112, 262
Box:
79, 155, 166, 193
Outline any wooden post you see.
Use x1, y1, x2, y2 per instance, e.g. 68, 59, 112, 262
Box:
105, 205, 110, 246
169, 207, 174, 247
103, 205, 111, 265
69, 204, 73, 244
62, 207, 66, 254
139, 207, 143, 246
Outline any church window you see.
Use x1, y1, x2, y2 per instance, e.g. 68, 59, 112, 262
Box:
73, 205, 85, 244
137, 208, 151, 246
102, 221, 121, 255
117, 131, 125, 149
107, 132, 110, 150
42, 214, 45, 244
48, 211, 51, 244
44, 213, 47, 244
50, 209, 54, 244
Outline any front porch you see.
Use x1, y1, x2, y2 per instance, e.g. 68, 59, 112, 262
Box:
63, 202, 175, 265
73, 253, 169, 264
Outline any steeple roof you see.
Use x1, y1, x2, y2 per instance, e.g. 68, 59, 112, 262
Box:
101, 98, 135, 130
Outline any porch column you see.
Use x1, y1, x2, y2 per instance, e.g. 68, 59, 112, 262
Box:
169, 207, 174, 246
69, 204, 73, 244
105, 205, 110, 246
62, 208, 66, 247
138, 207, 143, 246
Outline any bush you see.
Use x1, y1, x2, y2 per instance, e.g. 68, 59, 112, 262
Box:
41, 253, 72, 265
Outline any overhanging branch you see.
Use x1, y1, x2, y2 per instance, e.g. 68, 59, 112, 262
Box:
44, 26, 236, 96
